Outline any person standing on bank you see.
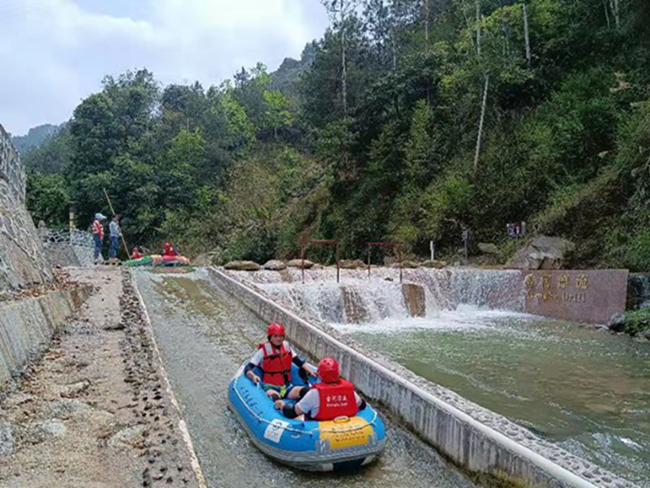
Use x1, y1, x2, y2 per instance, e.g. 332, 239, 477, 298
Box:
109, 214, 121, 259
92, 213, 106, 264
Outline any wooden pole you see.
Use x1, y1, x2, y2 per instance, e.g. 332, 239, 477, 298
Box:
102, 188, 130, 259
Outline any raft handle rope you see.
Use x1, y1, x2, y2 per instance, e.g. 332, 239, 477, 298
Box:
233, 374, 378, 436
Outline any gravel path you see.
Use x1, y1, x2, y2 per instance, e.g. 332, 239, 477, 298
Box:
0, 268, 201, 487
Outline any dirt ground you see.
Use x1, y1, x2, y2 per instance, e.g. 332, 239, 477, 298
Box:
0, 268, 202, 487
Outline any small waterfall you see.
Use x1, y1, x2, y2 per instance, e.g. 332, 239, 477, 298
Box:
259, 279, 417, 324
228, 267, 525, 325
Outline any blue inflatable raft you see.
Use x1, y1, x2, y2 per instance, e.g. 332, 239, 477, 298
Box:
228, 362, 386, 471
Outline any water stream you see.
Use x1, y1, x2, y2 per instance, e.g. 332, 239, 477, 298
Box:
134, 269, 476, 488
234, 268, 650, 486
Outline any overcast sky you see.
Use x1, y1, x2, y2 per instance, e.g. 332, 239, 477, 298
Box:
0, 0, 330, 136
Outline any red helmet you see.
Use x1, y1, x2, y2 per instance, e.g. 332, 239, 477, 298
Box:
317, 357, 340, 384
164, 242, 171, 249
267, 323, 285, 337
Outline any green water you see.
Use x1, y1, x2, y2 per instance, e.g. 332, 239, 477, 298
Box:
338, 309, 650, 486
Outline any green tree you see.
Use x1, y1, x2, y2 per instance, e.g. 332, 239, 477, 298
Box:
262, 90, 293, 139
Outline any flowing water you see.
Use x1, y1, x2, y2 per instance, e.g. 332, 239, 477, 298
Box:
234, 268, 650, 487
134, 269, 476, 488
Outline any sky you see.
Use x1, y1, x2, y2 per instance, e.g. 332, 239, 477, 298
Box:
0, 0, 330, 136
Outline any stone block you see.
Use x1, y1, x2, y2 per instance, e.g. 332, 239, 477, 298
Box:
402, 283, 426, 317
341, 286, 368, 323
262, 260, 287, 271
287, 259, 314, 269
223, 261, 260, 271
523, 269, 628, 324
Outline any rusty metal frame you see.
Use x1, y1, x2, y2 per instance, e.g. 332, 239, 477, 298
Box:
365, 241, 403, 282
300, 239, 340, 284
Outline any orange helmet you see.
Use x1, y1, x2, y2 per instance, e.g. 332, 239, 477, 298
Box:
317, 357, 340, 384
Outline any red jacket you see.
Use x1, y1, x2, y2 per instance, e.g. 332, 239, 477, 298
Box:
92, 220, 104, 240
312, 379, 359, 420
260, 341, 293, 386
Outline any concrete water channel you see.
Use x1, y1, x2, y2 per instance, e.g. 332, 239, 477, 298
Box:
223, 267, 649, 487
134, 269, 478, 488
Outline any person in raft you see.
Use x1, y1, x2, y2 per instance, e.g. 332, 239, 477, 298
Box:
275, 357, 366, 421
245, 323, 316, 404
162, 242, 179, 257
131, 247, 143, 260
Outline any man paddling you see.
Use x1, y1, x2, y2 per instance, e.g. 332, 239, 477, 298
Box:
276, 357, 366, 420
245, 323, 316, 404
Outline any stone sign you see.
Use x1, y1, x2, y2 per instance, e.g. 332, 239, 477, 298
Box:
523, 269, 628, 324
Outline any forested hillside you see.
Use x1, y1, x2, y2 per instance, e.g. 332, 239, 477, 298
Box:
12, 123, 62, 153
24, 0, 650, 269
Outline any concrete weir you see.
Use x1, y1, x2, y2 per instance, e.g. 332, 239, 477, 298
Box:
0, 287, 91, 388
208, 267, 633, 488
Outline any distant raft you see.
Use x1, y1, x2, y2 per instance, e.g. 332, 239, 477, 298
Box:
124, 255, 156, 267
228, 362, 386, 472
156, 255, 190, 267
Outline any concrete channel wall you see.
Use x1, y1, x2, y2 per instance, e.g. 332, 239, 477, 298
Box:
208, 267, 632, 488
0, 286, 91, 388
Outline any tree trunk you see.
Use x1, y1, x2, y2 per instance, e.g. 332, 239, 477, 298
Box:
341, 0, 348, 116
603, 0, 611, 29
523, 1, 531, 65
613, 0, 620, 28
423, 0, 430, 43
390, 28, 397, 69
476, 0, 481, 56
473, 74, 490, 173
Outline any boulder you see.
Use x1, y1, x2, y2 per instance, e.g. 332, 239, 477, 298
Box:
478, 243, 499, 255
287, 259, 315, 269
262, 260, 287, 271
608, 312, 626, 332
421, 260, 447, 269
223, 260, 261, 271
339, 259, 366, 270
505, 236, 575, 270
402, 284, 426, 317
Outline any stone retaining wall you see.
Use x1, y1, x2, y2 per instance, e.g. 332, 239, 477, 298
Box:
209, 267, 631, 488
0, 124, 26, 203
0, 286, 92, 388
0, 123, 54, 292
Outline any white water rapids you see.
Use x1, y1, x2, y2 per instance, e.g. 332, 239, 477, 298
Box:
231, 267, 525, 325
